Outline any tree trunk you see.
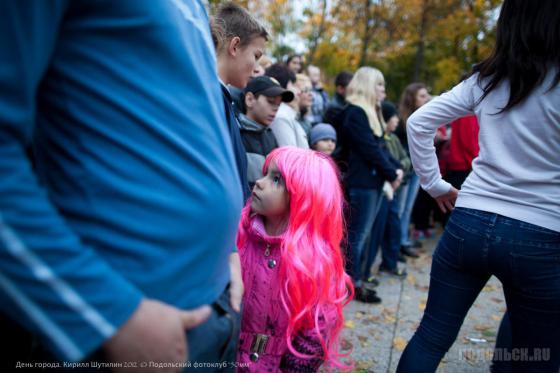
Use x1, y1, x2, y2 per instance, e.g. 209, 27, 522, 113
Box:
359, 0, 372, 66
413, 0, 429, 82
307, 0, 328, 65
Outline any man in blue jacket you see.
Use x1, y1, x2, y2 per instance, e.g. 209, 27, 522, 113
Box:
0, 0, 242, 370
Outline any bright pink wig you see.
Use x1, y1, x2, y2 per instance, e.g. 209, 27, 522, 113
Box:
237, 146, 354, 370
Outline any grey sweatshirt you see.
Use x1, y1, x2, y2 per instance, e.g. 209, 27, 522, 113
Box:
407, 72, 560, 232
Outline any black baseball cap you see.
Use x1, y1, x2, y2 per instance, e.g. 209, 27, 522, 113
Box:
244, 76, 294, 103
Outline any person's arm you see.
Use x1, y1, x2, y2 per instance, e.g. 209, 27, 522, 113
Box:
0, 1, 147, 362
343, 107, 398, 182
228, 252, 243, 313
407, 76, 477, 198
395, 139, 412, 173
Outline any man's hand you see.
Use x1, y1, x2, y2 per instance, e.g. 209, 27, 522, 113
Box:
104, 299, 211, 372
435, 186, 459, 213
229, 252, 244, 313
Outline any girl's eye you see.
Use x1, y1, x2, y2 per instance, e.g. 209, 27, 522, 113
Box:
273, 176, 281, 184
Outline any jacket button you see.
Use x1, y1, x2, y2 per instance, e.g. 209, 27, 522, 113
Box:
250, 352, 259, 362
268, 259, 277, 269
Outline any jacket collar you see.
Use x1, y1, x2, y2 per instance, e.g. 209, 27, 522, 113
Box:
239, 113, 268, 133
249, 214, 285, 245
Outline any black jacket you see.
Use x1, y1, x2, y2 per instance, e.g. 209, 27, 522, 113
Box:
238, 114, 278, 157
221, 84, 251, 202
333, 104, 399, 189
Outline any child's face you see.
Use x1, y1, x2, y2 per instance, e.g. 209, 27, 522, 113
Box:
386, 115, 399, 133
251, 161, 289, 219
312, 139, 336, 156
245, 94, 282, 126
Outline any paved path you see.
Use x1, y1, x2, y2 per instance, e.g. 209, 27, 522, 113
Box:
340, 230, 507, 373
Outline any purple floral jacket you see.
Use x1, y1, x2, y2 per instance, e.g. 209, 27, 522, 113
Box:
237, 216, 325, 372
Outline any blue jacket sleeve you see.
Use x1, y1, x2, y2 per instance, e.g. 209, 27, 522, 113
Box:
343, 107, 398, 182
0, 1, 143, 362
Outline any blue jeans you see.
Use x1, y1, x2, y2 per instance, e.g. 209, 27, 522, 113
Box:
380, 191, 402, 271
398, 172, 420, 247
362, 191, 402, 278
362, 196, 390, 280
186, 285, 240, 372
397, 207, 560, 373
347, 188, 383, 286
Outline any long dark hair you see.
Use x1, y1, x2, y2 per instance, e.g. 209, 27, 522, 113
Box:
472, 0, 560, 112
398, 82, 427, 126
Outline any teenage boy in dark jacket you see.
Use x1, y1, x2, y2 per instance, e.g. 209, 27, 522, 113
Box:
212, 2, 269, 202
239, 76, 294, 185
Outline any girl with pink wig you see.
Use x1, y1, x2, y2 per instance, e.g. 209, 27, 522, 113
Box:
236, 146, 354, 372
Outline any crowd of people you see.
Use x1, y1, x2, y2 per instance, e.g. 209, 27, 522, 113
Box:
0, 0, 558, 372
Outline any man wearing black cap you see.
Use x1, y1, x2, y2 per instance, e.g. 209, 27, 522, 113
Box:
239, 76, 294, 185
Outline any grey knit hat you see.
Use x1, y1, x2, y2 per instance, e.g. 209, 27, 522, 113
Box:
309, 123, 337, 145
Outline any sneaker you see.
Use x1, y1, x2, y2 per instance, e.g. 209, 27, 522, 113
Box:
401, 245, 420, 258
364, 276, 380, 287
379, 266, 408, 278
354, 287, 382, 304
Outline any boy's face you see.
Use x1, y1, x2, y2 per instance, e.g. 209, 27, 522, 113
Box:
313, 139, 336, 156
229, 36, 266, 89
386, 115, 399, 133
245, 93, 282, 126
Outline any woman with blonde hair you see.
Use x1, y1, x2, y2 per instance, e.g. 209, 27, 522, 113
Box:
333, 67, 403, 303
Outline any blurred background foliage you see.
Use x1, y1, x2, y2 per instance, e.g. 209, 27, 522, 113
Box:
207, 0, 501, 101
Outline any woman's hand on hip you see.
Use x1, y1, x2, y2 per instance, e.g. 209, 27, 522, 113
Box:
435, 186, 459, 213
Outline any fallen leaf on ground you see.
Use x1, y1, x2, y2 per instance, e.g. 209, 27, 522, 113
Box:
340, 338, 353, 351
345, 320, 355, 329
418, 300, 426, 310
355, 360, 375, 370
474, 324, 492, 332
491, 314, 501, 321
393, 336, 407, 351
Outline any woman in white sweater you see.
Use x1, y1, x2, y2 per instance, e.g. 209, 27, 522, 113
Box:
396, 0, 560, 372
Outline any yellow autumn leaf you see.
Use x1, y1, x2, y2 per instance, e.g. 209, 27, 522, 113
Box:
418, 301, 426, 311
393, 336, 407, 351
344, 320, 355, 329
491, 315, 501, 322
